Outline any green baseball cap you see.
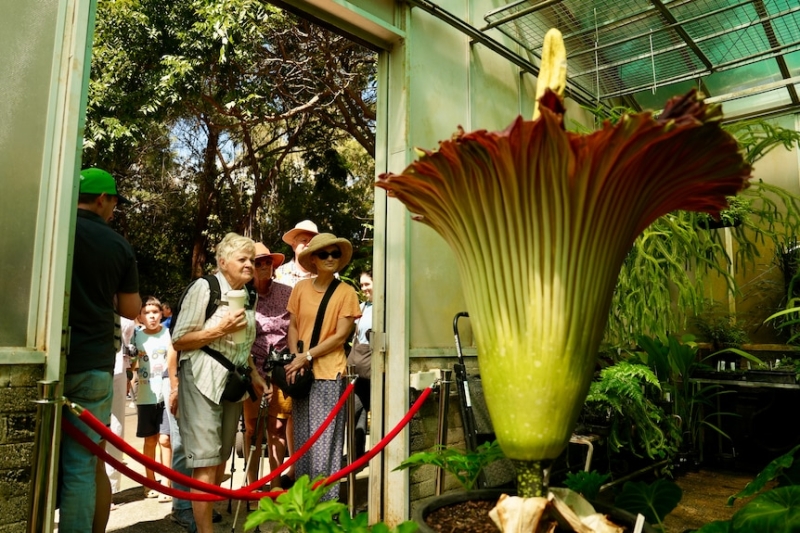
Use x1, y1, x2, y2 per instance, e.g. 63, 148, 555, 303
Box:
79, 168, 130, 204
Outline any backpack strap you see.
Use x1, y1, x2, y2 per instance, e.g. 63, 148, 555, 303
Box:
203, 274, 222, 320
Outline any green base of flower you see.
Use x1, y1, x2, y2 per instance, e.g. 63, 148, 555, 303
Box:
513, 460, 545, 498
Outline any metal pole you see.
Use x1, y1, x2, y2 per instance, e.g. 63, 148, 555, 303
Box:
346, 365, 357, 517
434, 370, 452, 496
27, 380, 62, 533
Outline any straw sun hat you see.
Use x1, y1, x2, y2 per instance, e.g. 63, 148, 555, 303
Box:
297, 233, 353, 274
254, 242, 285, 269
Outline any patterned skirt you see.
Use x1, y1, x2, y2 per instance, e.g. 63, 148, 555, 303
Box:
292, 378, 346, 501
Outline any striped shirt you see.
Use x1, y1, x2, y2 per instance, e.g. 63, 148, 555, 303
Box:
172, 272, 256, 403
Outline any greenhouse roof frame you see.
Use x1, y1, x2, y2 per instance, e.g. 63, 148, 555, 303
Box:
480, 0, 800, 119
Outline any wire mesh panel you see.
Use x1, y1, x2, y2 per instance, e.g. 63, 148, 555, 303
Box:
484, 0, 800, 101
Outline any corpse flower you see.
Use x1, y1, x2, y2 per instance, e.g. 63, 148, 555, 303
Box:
377, 30, 751, 499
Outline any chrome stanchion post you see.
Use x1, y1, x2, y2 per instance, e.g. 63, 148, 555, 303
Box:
27, 380, 62, 533
435, 369, 452, 496
346, 364, 357, 517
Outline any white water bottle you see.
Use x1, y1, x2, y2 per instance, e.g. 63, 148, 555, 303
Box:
226, 289, 247, 344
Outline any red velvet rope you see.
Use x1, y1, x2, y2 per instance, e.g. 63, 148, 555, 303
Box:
63, 420, 263, 501
317, 386, 433, 488
63, 383, 433, 501
69, 380, 356, 497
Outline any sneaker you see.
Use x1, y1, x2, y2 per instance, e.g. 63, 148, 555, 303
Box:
169, 508, 195, 530
212, 509, 222, 523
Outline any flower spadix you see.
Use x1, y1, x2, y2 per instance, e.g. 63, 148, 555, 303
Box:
376, 90, 751, 464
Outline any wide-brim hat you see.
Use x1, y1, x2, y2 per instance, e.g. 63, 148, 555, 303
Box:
297, 233, 353, 274
282, 219, 319, 246
254, 242, 285, 269
79, 167, 130, 204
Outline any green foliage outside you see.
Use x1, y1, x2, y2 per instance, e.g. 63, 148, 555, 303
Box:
84, 0, 376, 301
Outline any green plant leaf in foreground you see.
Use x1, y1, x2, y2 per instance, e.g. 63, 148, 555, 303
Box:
727, 444, 800, 505
731, 487, 800, 532
393, 440, 504, 491
245, 475, 418, 532
244, 475, 346, 532
694, 520, 732, 533
563, 470, 611, 501
614, 478, 683, 527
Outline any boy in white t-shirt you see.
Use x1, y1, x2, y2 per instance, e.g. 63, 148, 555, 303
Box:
132, 296, 175, 502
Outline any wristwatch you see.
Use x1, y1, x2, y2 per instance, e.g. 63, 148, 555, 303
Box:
306, 352, 313, 362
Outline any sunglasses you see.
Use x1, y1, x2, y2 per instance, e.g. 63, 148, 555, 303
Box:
314, 250, 342, 260
254, 259, 273, 268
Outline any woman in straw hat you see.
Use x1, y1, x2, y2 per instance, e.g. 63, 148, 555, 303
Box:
282, 233, 361, 501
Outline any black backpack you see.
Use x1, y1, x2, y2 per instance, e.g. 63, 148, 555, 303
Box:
169, 274, 256, 337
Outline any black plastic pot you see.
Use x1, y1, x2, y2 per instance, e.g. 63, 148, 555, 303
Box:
414, 488, 657, 533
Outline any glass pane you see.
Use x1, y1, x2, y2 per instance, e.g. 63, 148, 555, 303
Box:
702, 62, 782, 96
785, 50, 800, 76
0, 0, 58, 346
632, 80, 698, 111
717, 88, 791, 117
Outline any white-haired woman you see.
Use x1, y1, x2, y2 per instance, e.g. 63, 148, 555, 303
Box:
172, 232, 269, 533
283, 233, 361, 501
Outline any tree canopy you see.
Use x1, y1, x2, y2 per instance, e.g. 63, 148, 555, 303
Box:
83, 0, 377, 302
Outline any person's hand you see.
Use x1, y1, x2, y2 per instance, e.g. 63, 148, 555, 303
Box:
218, 308, 247, 336
285, 355, 309, 385
169, 388, 179, 416
252, 373, 271, 402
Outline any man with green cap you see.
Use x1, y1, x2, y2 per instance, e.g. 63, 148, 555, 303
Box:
59, 168, 141, 533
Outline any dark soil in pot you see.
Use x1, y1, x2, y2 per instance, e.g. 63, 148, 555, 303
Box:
415, 489, 657, 533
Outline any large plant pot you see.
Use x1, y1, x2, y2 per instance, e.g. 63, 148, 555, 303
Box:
414, 488, 657, 533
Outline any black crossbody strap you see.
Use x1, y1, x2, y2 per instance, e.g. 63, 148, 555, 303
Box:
310, 279, 340, 349
201, 345, 235, 371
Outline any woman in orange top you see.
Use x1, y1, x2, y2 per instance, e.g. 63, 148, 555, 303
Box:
283, 233, 361, 501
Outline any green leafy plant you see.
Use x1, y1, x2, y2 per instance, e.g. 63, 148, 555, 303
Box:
765, 298, 800, 347
696, 195, 753, 229
562, 470, 611, 501
695, 444, 800, 532
633, 334, 762, 460
614, 478, 683, 531
244, 475, 417, 533
393, 440, 505, 491
583, 361, 678, 460
692, 313, 749, 351
578, 107, 800, 349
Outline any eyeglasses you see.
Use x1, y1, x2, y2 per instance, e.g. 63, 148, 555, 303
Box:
254, 259, 272, 268
314, 250, 342, 260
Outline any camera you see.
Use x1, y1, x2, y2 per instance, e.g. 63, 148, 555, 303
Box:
124, 343, 138, 358
263, 346, 293, 372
